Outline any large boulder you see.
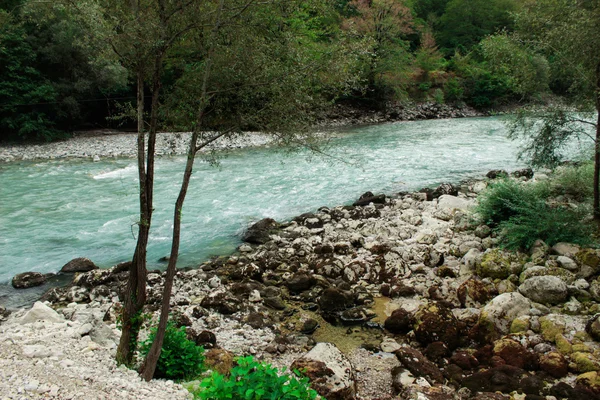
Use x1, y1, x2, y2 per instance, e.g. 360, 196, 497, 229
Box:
60, 257, 98, 273
11, 272, 47, 289
477, 249, 522, 280
353, 191, 386, 206
290, 343, 356, 399
394, 347, 444, 383
20, 302, 64, 324
478, 293, 532, 338
437, 195, 473, 211
242, 218, 279, 244
518, 276, 568, 305
413, 302, 462, 350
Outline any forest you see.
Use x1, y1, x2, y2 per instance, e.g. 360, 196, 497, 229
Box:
1, 0, 594, 142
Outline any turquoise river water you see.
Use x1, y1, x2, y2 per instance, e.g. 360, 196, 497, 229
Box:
0, 116, 588, 307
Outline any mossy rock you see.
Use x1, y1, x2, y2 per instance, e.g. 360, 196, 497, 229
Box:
539, 351, 568, 378
576, 371, 600, 393
555, 334, 573, 355
576, 249, 600, 272
573, 343, 592, 353
519, 266, 576, 285
572, 352, 600, 373
539, 316, 565, 342
413, 302, 462, 350
477, 249, 522, 280
510, 317, 530, 333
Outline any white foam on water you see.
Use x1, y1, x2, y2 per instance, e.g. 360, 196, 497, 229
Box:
93, 165, 137, 180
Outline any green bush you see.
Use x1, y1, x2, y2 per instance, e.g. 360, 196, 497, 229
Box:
550, 162, 594, 201
475, 178, 593, 250
139, 321, 204, 380
190, 355, 318, 400
476, 178, 549, 227
496, 202, 593, 250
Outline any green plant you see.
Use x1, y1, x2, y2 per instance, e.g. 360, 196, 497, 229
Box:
475, 178, 550, 227
444, 77, 464, 102
550, 162, 594, 201
497, 203, 593, 250
475, 177, 594, 250
139, 321, 204, 380
190, 355, 319, 400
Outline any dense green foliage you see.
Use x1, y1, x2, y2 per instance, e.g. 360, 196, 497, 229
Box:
139, 322, 204, 380
189, 356, 318, 400
0, 1, 126, 141
476, 173, 595, 250
2, 0, 597, 141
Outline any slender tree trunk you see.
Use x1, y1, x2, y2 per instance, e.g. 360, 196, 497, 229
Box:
116, 67, 148, 365
139, 129, 200, 381
139, 0, 225, 381
117, 51, 163, 365
594, 62, 600, 220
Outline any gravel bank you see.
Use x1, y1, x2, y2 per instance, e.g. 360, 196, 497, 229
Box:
0, 131, 274, 163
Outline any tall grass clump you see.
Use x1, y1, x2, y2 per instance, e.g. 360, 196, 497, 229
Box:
189, 355, 318, 400
476, 177, 593, 250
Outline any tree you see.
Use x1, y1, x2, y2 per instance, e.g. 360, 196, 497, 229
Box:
342, 0, 414, 101
0, 0, 126, 141
479, 32, 550, 99
436, 0, 517, 54
138, 0, 358, 380
88, 0, 200, 366
507, 0, 600, 218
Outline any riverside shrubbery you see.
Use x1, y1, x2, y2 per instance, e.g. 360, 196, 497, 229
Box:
476, 163, 595, 250
188, 356, 318, 400
139, 320, 318, 397
139, 322, 205, 380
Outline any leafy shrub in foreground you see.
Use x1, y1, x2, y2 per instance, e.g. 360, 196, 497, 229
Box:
139, 321, 204, 380
191, 355, 318, 400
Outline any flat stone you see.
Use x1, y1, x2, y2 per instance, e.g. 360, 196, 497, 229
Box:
20, 302, 64, 324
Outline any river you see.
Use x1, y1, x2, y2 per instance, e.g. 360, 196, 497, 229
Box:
0, 116, 539, 306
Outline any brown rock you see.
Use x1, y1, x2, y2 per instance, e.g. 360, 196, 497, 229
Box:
11, 272, 47, 289
395, 347, 444, 384
204, 348, 234, 375
457, 278, 498, 307
384, 308, 414, 334
539, 352, 568, 378
60, 257, 98, 273
413, 302, 462, 350
493, 337, 538, 370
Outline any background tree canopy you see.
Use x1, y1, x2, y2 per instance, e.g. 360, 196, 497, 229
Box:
0, 0, 596, 142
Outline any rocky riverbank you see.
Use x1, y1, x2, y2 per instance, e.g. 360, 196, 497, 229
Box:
4, 169, 600, 399
0, 102, 483, 163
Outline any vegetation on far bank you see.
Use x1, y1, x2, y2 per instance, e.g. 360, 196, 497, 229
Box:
1, 0, 592, 142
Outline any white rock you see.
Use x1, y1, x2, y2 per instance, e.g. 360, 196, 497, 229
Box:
208, 276, 221, 288
20, 302, 64, 324
22, 345, 52, 358
519, 276, 568, 305
556, 256, 578, 271
248, 290, 261, 302
380, 338, 401, 353
480, 292, 532, 335
291, 343, 356, 398
437, 195, 473, 211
